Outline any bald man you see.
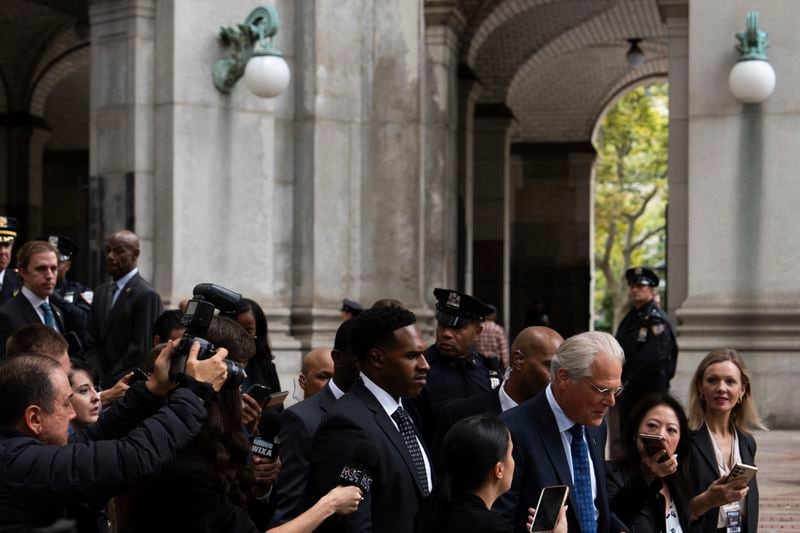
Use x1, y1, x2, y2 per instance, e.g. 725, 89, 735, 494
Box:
85, 230, 163, 387
298, 348, 334, 400
431, 326, 564, 468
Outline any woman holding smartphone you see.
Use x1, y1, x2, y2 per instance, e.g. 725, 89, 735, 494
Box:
414, 415, 566, 533
606, 393, 692, 532
687, 349, 766, 532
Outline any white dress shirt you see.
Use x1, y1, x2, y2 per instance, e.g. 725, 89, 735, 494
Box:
328, 378, 346, 400
498, 381, 518, 412
21, 286, 60, 333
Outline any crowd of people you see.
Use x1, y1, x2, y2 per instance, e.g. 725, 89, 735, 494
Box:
0, 216, 767, 533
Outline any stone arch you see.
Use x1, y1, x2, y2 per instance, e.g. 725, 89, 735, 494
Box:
29, 42, 90, 117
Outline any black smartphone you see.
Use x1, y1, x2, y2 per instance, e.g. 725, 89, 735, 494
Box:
244, 384, 272, 406
129, 368, 149, 384
639, 433, 669, 462
529, 485, 569, 532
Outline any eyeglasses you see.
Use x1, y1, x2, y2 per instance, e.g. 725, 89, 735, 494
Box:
584, 378, 624, 398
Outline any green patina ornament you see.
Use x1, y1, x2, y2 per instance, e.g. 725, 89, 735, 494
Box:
212, 5, 283, 94
735, 11, 769, 61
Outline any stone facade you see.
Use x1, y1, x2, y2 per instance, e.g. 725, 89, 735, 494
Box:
3, 0, 800, 420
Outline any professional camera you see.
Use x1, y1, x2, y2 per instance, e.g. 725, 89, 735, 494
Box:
169, 283, 247, 388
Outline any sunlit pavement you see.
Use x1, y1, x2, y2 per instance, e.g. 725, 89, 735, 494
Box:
753, 430, 800, 531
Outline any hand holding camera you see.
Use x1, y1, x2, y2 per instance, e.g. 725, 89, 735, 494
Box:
186, 342, 229, 392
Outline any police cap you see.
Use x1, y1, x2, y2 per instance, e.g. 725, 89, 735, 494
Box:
37, 234, 79, 262
625, 267, 659, 287
341, 299, 364, 314
433, 288, 493, 327
0, 216, 19, 244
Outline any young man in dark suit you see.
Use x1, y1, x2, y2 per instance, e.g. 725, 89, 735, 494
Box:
0, 216, 21, 306
496, 331, 628, 533
272, 319, 360, 526
0, 241, 67, 357
85, 230, 163, 387
310, 307, 432, 533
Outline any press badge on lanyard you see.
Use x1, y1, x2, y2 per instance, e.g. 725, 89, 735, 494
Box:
724, 502, 741, 533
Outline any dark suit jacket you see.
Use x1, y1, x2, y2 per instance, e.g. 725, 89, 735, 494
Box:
432, 388, 503, 473
496, 390, 624, 533
85, 272, 163, 387
0, 269, 21, 306
310, 379, 433, 533
272, 383, 338, 525
689, 424, 758, 532
0, 292, 66, 357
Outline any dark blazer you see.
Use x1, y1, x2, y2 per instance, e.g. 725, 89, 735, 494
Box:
0, 291, 66, 357
432, 388, 503, 472
689, 424, 758, 532
606, 461, 690, 533
0, 268, 21, 306
85, 272, 163, 387
415, 493, 512, 533
310, 379, 434, 533
495, 390, 625, 533
272, 383, 338, 525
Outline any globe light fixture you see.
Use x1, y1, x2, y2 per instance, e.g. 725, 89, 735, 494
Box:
729, 11, 775, 104
626, 38, 645, 67
212, 6, 290, 98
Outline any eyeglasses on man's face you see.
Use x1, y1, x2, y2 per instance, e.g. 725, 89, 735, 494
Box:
583, 378, 624, 398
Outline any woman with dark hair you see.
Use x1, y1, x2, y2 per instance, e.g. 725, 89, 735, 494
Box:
415, 414, 566, 533
686, 349, 765, 532
606, 393, 692, 532
68, 359, 102, 433
134, 318, 361, 532
224, 298, 281, 394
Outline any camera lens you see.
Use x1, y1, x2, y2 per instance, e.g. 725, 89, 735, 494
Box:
225, 361, 247, 388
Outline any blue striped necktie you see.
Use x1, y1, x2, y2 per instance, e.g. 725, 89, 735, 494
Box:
569, 423, 596, 533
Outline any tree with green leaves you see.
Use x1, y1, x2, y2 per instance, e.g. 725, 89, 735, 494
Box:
594, 82, 668, 331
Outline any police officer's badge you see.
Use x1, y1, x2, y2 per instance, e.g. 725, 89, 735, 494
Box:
0, 217, 6, 227
651, 323, 665, 336
446, 291, 461, 309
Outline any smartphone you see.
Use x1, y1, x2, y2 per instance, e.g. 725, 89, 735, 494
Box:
529, 485, 569, 533
639, 433, 669, 462
244, 384, 272, 406
266, 391, 289, 407
725, 463, 758, 484
129, 368, 150, 384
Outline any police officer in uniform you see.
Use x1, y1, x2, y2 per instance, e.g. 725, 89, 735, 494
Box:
0, 217, 21, 306
615, 267, 678, 432
406, 288, 502, 447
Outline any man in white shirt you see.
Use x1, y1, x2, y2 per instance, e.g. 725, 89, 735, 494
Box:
310, 306, 432, 533
0, 241, 65, 357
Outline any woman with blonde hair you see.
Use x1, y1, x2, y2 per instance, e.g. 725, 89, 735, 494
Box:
687, 348, 766, 532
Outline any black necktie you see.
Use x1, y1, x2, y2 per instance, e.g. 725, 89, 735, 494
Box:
391, 406, 429, 496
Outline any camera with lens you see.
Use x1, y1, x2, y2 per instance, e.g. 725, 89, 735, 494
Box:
169, 283, 247, 388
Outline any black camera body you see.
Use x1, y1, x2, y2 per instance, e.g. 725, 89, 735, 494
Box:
169, 283, 247, 388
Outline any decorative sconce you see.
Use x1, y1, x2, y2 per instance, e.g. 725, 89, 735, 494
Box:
212, 6, 291, 98
729, 11, 775, 104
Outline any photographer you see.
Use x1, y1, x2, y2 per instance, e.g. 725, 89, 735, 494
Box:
0, 340, 229, 531
134, 314, 360, 532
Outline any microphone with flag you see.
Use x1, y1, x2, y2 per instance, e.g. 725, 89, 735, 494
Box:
251, 409, 281, 498
336, 442, 376, 494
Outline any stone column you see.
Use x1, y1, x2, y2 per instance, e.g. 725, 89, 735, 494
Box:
88, 0, 156, 282
472, 104, 514, 322
423, 1, 464, 303
676, 0, 800, 426
456, 66, 482, 294
0, 115, 50, 238
291, 0, 430, 347
658, 0, 689, 317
